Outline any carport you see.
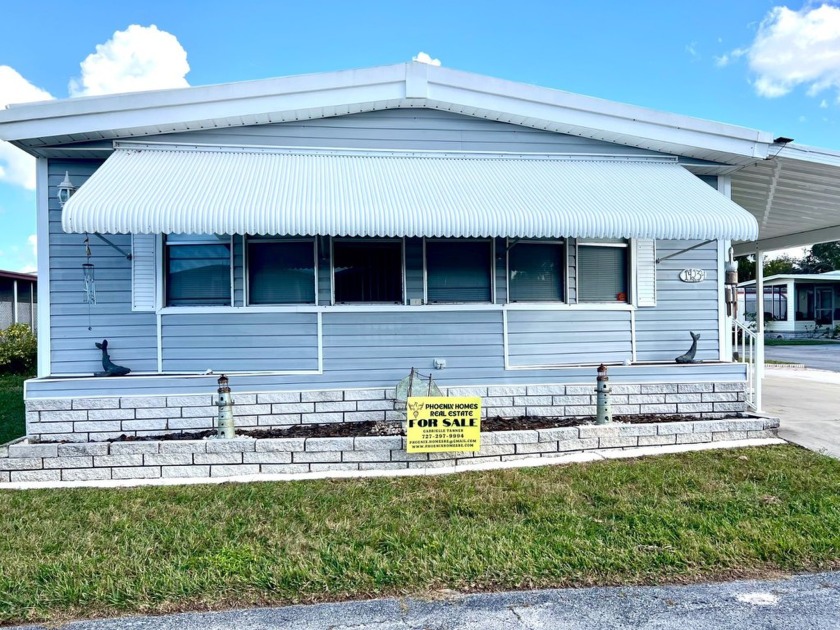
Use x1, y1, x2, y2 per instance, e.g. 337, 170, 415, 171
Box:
730, 142, 840, 410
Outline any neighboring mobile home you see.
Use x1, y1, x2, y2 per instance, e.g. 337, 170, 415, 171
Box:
1, 62, 839, 442
0, 269, 36, 331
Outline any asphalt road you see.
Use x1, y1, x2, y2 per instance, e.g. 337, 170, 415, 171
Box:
765, 343, 840, 372
10, 572, 840, 629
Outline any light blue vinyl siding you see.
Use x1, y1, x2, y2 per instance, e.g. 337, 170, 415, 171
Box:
47, 160, 158, 375
635, 240, 720, 362
161, 312, 318, 372
506, 310, 632, 366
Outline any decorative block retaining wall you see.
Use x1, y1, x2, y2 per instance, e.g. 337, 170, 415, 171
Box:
24, 382, 747, 443
0, 416, 777, 484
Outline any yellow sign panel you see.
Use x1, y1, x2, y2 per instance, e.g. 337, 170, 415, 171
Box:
406, 396, 481, 453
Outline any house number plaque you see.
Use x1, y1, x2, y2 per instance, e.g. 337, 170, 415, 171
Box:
679, 269, 706, 283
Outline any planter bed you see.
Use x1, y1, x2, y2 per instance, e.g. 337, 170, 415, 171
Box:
0, 416, 780, 484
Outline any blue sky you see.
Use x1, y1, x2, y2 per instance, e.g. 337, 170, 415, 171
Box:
1, 0, 839, 271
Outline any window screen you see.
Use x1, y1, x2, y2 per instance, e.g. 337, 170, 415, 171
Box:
509, 243, 564, 302
333, 240, 403, 303
426, 240, 492, 303
248, 240, 315, 305
165, 234, 231, 306
578, 245, 628, 302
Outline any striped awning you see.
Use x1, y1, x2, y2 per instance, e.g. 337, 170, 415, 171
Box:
62, 144, 759, 240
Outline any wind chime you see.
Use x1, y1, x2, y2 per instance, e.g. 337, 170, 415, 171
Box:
82, 234, 96, 330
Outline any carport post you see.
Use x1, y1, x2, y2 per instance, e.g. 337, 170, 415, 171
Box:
755, 250, 764, 411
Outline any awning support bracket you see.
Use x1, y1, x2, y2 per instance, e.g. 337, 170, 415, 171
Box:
92, 233, 132, 260
656, 239, 715, 264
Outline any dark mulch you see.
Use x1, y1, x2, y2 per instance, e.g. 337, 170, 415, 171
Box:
102, 413, 741, 443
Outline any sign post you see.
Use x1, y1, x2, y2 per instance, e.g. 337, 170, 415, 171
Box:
406, 396, 481, 453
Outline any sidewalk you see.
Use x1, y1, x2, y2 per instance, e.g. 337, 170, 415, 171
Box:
9, 571, 840, 629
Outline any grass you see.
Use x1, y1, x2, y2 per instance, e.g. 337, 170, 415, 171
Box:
765, 338, 840, 346
0, 373, 27, 445
1, 444, 840, 625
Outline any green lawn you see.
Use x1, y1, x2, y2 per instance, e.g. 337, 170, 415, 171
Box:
1, 445, 839, 625
0, 373, 26, 445
765, 338, 840, 346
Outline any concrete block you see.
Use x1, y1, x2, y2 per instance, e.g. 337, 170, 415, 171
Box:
301, 391, 343, 402
537, 427, 579, 442
713, 402, 746, 413
144, 453, 193, 466
444, 386, 487, 397
677, 432, 712, 444
109, 442, 160, 455
310, 463, 361, 472
354, 436, 402, 451
181, 406, 219, 418
210, 464, 260, 477
557, 438, 599, 451
87, 432, 126, 442
641, 383, 677, 394
258, 414, 301, 426
315, 401, 356, 413
483, 430, 539, 445
599, 436, 638, 449
194, 452, 242, 465
355, 400, 396, 411
235, 415, 259, 427
302, 413, 343, 424
487, 386, 528, 396
88, 409, 134, 421
272, 402, 315, 415
629, 394, 666, 405
73, 421, 122, 433
343, 389, 387, 401
257, 392, 302, 404
457, 456, 502, 467
27, 399, 72, 411
748, 430, 773, 438
565, 406, 597, 416
49, 435, 94, 444
73, 398, 121, 410
477, 444, 517, 456
0, 472, 9, 482
483, 397, 514, 408
714, 382, 746, 392
618, 424, 657, 437
205, 439, 256, 454
41, 410, 88, 422
256, 438, 306, 452
120, 396, 167, 408
9, 443, 57, 458
27, 423, 73, 437
244, 451, 293, 464
526, 385, 566, 395
94, 455, 143, 467
136, 407, 178, 419
665, 393, 702, 403
230, 394, 257, 405
385, 411, 408, 422
638, 434, 677, 446
232, 404, 272, 416
714, 431, 749, 441
167, 396, 212, 407
516, 442, 559, 455
578, 425, 621, 438
162, 465, 210, 478
261, 464, 311, 474
549, 395, 591, 406
612, 405, 641, 415
113, 467, 161, 480
305, 437, 354, 452
677, 404, 714, 414
611, 384, 641, 395
25, 411, 41, 424
293, 451, 342, 463
58, 443, 109, 456
639, 404, 677, 414
42, 456, 92, 469
657, 422, 694, 435
390, 451, 429, 462
63, 468, 111, 481
11, 470, 61, 482
344, 411, 386, 422
0, 458, 42, 471
701, 392, 739, 402
483, 407, 526, 418
122, 419, 167, 432
159, 441, 207, 454
677, 383, 714, 393
763, 418, 781, 430
359, 462, 408, 470
341, 449, 391, 462
168, 417, 213, 430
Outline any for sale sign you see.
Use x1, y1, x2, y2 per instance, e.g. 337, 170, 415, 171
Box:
405, 396, 481, 453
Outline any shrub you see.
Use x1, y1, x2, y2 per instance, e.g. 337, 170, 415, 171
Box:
0, 323, 37, 375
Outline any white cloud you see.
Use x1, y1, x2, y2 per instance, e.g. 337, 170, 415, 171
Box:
0, 66, 53, 190
821, 98, 829, 107
412, 51, 441, 66
744, 4, 840, 98
27, 234, 36, 260
685, 42, 699, 59
69, 24, 190, 97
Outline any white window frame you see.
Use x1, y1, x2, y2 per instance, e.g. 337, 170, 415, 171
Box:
505, 238, 567, 304
576, 239, 631, 304
244, 236, 318, 306
423, 237, 495, 305
163, 234, 234, 308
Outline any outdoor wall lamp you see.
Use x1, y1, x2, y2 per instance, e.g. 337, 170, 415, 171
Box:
57, 171, 76, 207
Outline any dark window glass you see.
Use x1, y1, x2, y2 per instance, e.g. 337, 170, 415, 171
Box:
165, 235, 231, 306
426, 241, 492, 303
796, 284, 814, 320
509, 243, 564, 302
248, 240, 315, 305
578, 245, 628, 302
333, 241, 402, 303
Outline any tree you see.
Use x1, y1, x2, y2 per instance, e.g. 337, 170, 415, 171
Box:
807, 242, 840, 271
735, 254, 797, 283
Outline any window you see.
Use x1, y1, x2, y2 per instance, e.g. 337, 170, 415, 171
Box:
795, 284, 814, 321
508, 242, 564, 302
745, 285, 787, 321
247, 238, 316, 305
165, 234, 231, 306
333, 240, 403, 303
578, 242, 628, 302
426, 240, 492, 303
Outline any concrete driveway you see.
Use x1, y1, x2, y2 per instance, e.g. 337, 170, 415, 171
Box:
763, 368, 840, 459
765, 342, 840, 372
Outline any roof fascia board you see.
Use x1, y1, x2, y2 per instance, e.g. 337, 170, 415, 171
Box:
733, 223, 840, 256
